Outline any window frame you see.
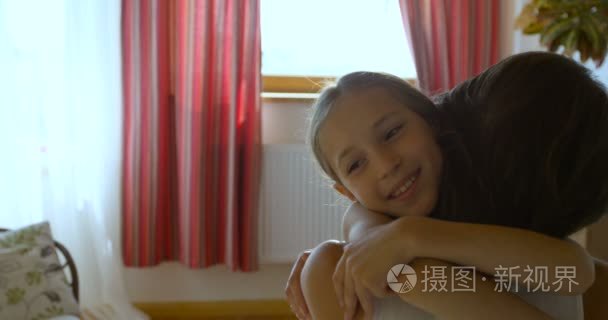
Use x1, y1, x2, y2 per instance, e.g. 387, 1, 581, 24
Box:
261, 75, 418, 102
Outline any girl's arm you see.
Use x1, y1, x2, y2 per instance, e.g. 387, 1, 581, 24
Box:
342, 202, 393, 241
343, 203, 595, 295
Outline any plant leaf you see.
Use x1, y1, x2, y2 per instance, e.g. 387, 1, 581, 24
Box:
563, 29, 579, 56
523, 21, 547, 34
540, 18, 576, 46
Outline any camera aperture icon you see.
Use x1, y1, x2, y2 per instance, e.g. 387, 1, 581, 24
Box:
387, 264, 417, 293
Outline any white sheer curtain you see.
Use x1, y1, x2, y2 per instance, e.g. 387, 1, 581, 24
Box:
0, 0, 147, 318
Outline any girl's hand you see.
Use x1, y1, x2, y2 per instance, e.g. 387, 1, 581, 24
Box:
332, 218, 416, 320
286, 249, 313, 319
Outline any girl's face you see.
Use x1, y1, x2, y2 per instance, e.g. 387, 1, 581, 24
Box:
319, 87, 442, 218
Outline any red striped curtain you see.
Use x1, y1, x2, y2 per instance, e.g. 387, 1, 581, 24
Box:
121, 0, 261, 271
399, 0, 502, 94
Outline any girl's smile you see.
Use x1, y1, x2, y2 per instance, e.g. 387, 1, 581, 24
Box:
386, 167, 421, 201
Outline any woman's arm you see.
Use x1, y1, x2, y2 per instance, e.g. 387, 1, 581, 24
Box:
301, 240, 552, 319
398, 258, 553, 320
403, 216, 595, 295
583, 258, 608, 320
342, 203, 595, 294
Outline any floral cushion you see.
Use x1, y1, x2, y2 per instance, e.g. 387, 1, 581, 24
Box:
0, 222, 79, 319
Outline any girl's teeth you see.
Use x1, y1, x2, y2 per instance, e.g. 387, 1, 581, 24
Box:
392, 175, 417, 198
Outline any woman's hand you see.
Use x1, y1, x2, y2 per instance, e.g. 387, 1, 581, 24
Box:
333, 217, 418, 320
285, 249, 313, 319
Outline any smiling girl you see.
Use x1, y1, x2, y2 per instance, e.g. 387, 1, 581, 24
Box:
287, 52, 608, 320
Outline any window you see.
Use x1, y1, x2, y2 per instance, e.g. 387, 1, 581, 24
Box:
261, 0, 417, 94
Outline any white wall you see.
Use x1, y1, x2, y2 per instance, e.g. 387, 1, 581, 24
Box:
262, 100, 311, 144
125, 263, 292, 302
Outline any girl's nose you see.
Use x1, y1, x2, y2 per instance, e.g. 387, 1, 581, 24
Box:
375, 149, 401, 179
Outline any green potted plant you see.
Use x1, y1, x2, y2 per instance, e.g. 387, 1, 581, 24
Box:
516, 0, 608, 66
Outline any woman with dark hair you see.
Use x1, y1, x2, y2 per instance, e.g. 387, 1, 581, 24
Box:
286, 52, 608, 319
432, 51, 608, 237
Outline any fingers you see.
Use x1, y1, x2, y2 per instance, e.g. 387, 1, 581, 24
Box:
286, 250, 312, 319
297, 251, 311, 317
354, 282, 374, 320
343, 261, 357, 320
287, 297, 308, 320
334, 243, 360, 320
332, 246, 347, 309
368, 281, 392, 299
381, 283, 394, 298
288, 301, 304, 319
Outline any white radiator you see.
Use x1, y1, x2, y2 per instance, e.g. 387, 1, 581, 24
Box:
258, 144, 346, 264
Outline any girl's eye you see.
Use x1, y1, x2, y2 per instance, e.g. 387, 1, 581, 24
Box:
347, 159, 363, 174
385, 124, 403, 141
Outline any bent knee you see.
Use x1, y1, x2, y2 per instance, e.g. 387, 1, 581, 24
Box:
301, 240, 343, 289
306, 240, 343, 268
300, 240, 346, 319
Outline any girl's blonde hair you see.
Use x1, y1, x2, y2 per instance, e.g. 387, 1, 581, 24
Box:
306, 71, 440, 182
